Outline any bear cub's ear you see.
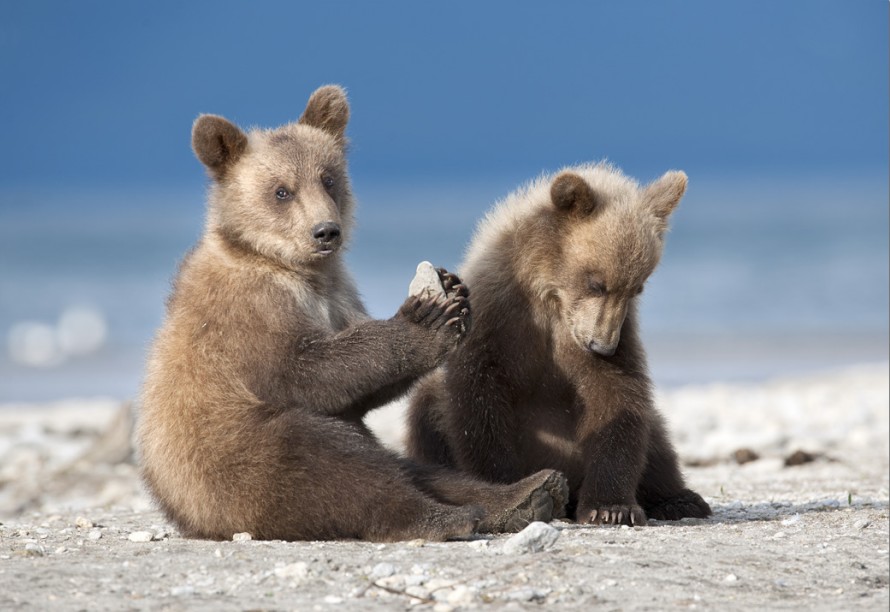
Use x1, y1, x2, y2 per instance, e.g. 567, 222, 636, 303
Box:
550, 172, 599, 216
192, 115, 248, 180
299, 85, 350, 145
644, 171, 687, 220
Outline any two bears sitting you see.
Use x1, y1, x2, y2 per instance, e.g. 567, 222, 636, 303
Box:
137, 85, 711, 541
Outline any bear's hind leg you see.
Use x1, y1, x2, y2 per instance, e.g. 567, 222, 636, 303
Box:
405, 462, 569, 533
635, 415, 711, 520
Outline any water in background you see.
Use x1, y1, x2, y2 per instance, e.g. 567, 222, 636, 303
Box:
1, 174, 887, 402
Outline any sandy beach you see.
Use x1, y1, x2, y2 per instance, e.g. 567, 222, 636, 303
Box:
1, 362, 887, 610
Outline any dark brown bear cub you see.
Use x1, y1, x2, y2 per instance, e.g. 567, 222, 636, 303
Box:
407, 163, 711, 526
137, 86, 567, 542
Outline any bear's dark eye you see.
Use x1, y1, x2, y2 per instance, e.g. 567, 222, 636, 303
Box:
588, 280, 606, 297
321, 174, 335, 191
275, 187, 292, 201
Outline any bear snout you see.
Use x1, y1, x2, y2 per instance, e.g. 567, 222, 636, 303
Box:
311, 222, 342, 253
588, 340, 617, 357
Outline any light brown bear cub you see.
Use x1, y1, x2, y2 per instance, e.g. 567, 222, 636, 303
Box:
407, 162, 711, 526
138, 86, 568, 542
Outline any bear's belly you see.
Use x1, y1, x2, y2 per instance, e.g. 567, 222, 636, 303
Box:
515, 385, 587, 489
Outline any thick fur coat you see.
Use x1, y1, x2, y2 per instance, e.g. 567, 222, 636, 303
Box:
137, 86, 567, 542
407, 163, 711, 525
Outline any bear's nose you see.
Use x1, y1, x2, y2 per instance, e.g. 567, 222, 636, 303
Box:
312, 222, 341, 244
589, 340, 616, 357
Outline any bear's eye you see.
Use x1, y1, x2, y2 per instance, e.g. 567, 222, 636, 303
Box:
321, 174, 335, 191
275, 187, 292, 201
588, 280, 606, 297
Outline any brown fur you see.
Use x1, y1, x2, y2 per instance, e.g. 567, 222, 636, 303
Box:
406, 163, 712, 526
137, 86, 568, 542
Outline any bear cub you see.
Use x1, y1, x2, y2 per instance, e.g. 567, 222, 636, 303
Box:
407, 162, 711, 526
137, 86, 568, 542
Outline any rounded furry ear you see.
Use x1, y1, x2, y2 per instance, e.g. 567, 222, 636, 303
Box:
550, 172, 598, 215
299, 85, 350, 144
191, 115, 248, 179
645, 171, 687, 220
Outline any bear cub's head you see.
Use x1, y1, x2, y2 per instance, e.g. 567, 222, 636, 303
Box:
192, 85, 354, 269
546, 166, 686, 356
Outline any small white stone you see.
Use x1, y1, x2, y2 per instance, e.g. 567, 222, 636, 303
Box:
408, 261, 446, 299
468, 539, 489, 551
323, 595, 343, 604
127, 531, 154, 543
370, 562, 396, 579
447, 585, 475, 606
724, 574, 738, 583
213, 548, 222, 558
780, 514, 801, 527
502, 521, 560, 555
505, 587, 550, 602
405, 585, 430, 600
24, 543, 45, 556
232, 532, 253, 542
75, 517, 93, 529
854, 519, 871, 529
170, 585, 194, 597
54, 546, 66, 554
274, 562, 309, 580
87, 529, 102, 541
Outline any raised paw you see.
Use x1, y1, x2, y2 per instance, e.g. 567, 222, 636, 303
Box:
579, 504, 647, 527
396, 292, 470, 352
436, 267, 469, 299
645, 489, 712, 521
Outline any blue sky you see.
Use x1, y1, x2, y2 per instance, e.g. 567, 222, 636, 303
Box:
1, 1, 886, 189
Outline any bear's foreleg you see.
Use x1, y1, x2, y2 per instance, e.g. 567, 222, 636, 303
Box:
635, 414, 712, 520
574, 405, 651, 526
284, 291, 469, 419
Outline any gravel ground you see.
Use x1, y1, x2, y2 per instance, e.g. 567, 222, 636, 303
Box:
1, 364, 887, 610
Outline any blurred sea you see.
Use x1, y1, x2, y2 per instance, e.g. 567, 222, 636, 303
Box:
0, 174, 887, 402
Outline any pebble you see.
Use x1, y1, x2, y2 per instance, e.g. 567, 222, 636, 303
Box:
87, 529, 102, 541
232, 532, 252, 542
370, 562, 396, 579
128, 531, 154, 543
24, 543, 45, 556
504, 587, 550, 602
405, 585, 430, 600
323, 595, 343, 604
502, 521, 560, 555
468, 539, 489, 551
274, 562, 309, 580
780, 514, 801, 527
854, 519, 870, 530
408, 261, 445, 299
75, 517, 93, 529
406, 538, 425, 548
447, 585, 475, 606
170, 585, 195, 597
724, 574, 738, 583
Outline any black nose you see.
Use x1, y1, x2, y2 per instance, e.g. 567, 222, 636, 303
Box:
312, 222, 341, 243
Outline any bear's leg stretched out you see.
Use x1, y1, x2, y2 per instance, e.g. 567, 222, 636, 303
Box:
404, 462, 569, 533
634, 415, 712, 520
192, 411, 486, 543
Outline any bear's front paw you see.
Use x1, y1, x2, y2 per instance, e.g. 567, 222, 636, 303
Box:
578, 503, 647, 527
396, 292, 470, 345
